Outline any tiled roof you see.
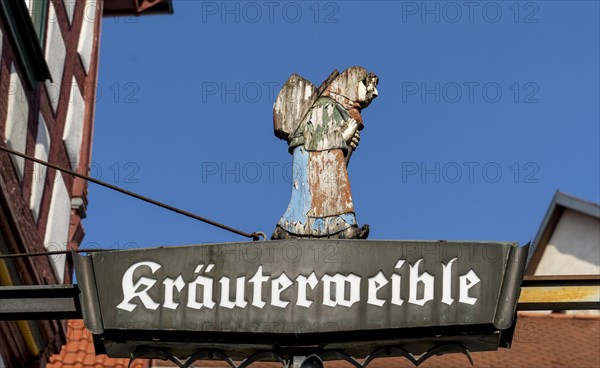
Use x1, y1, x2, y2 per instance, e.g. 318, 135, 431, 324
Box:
342, 313, 600, 368
47, 320, 149, 368
49, 313, 599, 368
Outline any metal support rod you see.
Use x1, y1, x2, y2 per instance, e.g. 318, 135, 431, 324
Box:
0, 285, 82, 320
0, 144, 263, 241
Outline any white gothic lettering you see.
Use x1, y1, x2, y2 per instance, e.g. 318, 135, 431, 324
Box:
117, 258, 481, 312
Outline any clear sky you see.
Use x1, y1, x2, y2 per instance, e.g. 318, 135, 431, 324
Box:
82, 1, 599, 251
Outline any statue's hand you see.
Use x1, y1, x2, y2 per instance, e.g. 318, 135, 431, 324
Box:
349, 131, 360, 150
342, 118, 359, 143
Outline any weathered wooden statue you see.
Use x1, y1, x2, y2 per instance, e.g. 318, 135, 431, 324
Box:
272, 66, 379, 240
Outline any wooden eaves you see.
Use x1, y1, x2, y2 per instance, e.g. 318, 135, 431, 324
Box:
103, 0, 174, 17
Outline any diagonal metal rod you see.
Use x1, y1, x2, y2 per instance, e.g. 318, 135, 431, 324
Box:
0, 145, 262, 241
0, 248, 116, 259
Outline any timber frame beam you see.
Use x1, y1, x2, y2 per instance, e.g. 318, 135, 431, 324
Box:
517, 275, 600, 311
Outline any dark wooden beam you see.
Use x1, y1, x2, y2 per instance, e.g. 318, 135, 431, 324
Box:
103, 0, 173, 17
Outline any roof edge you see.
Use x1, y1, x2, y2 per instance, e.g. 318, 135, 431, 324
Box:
526, 191, 600, 274
554, 191, 600, 219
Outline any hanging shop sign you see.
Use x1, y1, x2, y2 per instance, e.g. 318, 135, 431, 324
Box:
74, 240, 528, 359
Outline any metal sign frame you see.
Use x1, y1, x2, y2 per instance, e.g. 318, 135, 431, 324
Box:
1, 240, 599, 367
69, 240, 528, 361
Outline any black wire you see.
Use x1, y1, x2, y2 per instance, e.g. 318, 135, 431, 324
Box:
0, 145, 263, 241
0, 248, 116, 259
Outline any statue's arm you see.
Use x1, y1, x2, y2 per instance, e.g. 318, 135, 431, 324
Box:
342, 119, 360, 149
336, 105, 360, 151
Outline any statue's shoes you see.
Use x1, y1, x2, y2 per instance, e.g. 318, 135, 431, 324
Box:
270, 226, 291, 240
337, 224, 370, 240
270, 224, 370, 240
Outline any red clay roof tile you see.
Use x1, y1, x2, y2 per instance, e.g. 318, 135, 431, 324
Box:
49, 314, 599, 368
47, 320, 150, 368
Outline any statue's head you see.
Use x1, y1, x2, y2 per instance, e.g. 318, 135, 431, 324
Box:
326, 66, 379, 108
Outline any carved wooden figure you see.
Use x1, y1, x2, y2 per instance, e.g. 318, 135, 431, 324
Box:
272, 66, 379, 240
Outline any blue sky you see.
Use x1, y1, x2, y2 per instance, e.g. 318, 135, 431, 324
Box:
83, 1, 599, 250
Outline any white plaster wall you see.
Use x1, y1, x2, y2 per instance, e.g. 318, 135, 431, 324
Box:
30, 114, 51, 221
78, 0, 97, 73
63, 77, 85, 169
64, 0, 77, 24
24, 0, 34, 12
4, 64, 29, 180
43, 176, 71, 283
536, 209, 600, 276
45, 2, 67, 113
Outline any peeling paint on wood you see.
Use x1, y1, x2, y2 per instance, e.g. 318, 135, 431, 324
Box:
273, 74, 317, 141
308, 150, 353, 217
272, 67, 379, 240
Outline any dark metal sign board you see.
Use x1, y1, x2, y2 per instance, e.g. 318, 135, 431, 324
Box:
74, 240, 528, 360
